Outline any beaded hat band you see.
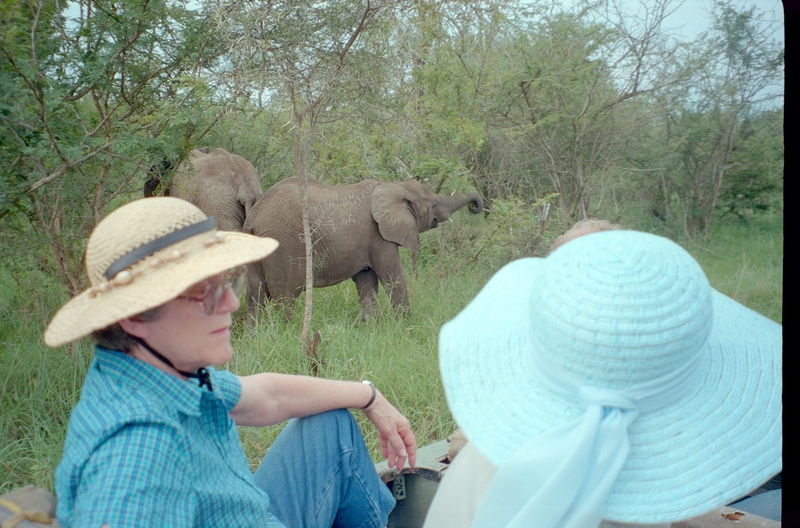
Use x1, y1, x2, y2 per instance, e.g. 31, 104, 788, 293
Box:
44, 197, 278, 347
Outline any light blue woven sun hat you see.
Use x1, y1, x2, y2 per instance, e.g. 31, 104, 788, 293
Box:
438, 230, 782, 524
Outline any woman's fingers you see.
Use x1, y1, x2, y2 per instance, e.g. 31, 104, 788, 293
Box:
382, 421, 416, 470
400, 426, 417, 468
380, 434, 390, 459
363, 393, 417, 470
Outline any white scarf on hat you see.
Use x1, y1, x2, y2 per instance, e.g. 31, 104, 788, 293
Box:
469, 342, 704, 528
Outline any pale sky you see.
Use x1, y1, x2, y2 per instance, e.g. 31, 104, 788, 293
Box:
61, 0, 784, 103
62, 0, 785, 45
652, 0, 784, 105
660, 0, 784, 42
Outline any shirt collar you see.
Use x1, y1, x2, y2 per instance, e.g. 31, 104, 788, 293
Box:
94, 345, 211, 417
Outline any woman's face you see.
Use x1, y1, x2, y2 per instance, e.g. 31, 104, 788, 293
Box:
133, 271, 241, 373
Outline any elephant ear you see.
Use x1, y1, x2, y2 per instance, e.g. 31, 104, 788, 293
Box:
370, 182, 421, 253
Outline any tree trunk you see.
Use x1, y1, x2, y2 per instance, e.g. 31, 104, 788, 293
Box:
295, 117, 318, 366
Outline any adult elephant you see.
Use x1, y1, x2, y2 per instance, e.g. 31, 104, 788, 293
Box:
144, 147, 263, 232
244, 177, 483, 320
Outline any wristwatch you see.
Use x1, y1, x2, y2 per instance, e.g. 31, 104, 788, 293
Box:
361, 380, 377, 409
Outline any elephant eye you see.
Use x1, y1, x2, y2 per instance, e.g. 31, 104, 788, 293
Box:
433, 201, 438, 208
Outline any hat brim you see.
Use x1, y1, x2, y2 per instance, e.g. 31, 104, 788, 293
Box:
439, 257, 782, 523
44, 232, 278, 347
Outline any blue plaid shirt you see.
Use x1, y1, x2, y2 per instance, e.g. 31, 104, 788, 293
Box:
55, 347, 286, 528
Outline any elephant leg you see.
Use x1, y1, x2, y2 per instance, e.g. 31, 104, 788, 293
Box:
373, 258, 409, 316
352, 269, 379, 321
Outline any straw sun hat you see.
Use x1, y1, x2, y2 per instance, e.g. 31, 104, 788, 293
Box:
44, 197, 278, 347
439, 230, 781, 524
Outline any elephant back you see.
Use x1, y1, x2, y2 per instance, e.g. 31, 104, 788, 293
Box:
171, 148, 263, 233
246, 177, 301, 237
246, 177, 380, 245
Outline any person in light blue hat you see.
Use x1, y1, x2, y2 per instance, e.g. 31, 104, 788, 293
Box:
425, 229, 781, 528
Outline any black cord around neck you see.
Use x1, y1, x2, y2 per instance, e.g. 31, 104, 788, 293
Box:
132, 336, 213, 391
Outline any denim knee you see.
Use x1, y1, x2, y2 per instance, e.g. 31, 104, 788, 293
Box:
291, 409, 360, 451
258, 409, 393, 528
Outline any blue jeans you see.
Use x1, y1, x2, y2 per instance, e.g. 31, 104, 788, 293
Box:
254, 409, 395, 528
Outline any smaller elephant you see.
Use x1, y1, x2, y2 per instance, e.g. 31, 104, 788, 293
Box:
144, 147, 263, 233
245, 177, 484, 320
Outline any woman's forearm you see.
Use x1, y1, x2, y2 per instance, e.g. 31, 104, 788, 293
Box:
231, 373, 375, 426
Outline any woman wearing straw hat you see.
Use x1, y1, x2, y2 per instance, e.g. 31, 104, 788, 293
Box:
424, 229, 781, 528
44, 197, 417, 528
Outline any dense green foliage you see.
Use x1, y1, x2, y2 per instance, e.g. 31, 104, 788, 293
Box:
0, 0, 783, 495
1, 0, 230, 293
1, 0, 783, 286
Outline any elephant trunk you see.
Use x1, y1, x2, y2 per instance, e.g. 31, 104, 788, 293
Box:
465, 193, 484, 214
439, 193, 484, 217
143, 158, 175, 197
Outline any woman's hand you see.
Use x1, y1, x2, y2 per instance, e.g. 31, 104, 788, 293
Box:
233, 373, 417, 470
362, 391, 417, 471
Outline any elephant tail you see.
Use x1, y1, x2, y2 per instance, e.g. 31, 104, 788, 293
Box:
241, 193, 262, 234
242, 216, 254, 234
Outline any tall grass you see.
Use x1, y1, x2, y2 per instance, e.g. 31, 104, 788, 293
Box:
0, 266, 95, 493
0, 214, 782, 492
231, 260, 493, 470
683, 216, 783, 323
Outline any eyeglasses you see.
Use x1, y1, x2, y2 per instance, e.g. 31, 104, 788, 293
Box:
177, 266, 247, 316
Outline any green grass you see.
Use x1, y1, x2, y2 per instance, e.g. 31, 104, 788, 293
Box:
231, 262, 491, 470
0, 214, 782, 493
0, 266, 94, 493
683, 216, 783, 323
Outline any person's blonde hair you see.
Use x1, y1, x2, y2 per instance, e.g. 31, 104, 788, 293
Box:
549, 219, 624, 253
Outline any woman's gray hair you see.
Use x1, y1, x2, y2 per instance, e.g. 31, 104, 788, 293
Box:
92, 305, 165, 352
